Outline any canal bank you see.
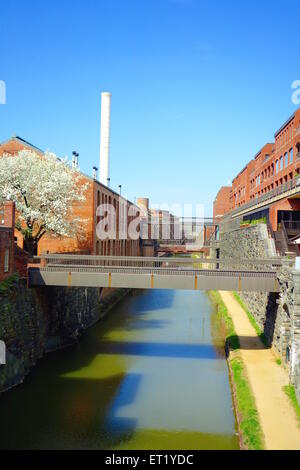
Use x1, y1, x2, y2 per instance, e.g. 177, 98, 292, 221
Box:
215, 290, 300, 450
0, 288, 238, 450
0, 276, 131, 393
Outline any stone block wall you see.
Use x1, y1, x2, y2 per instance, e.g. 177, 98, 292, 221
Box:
212, 222, 300, 403
0, 276, 130, 392
216, 223, 276, 260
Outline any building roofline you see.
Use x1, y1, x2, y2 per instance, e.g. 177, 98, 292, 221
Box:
253, 142, 274, 160
1, 136, 139, 209
0, 135, 44, 153
232, 164, 248, 182
84, 171, 138, 206
214, 185, 232, 200
232, 142, 274, 183
274, 112, 295, 138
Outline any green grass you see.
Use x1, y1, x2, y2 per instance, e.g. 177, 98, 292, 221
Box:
208, 290, 265, 450
231, 357, 264, 450
191, 253, 202, 269
240, 217, 267, 227
209, 290, 239, 350
233, 292, 268, 347
283, 385, 300, 427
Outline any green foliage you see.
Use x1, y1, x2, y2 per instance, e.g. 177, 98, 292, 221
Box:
0, 274, 20, 295
208, 290, 265, 450
233, 292, 268, 347
240, 217, 267, 227
208, 290, 239, 350
191, 253, 202, 269
283, 386, 300, 427
231, 357, 264, 450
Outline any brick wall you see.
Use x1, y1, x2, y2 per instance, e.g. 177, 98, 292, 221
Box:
213, 186, 232, 218
0, 137, 142, 258
0, 201, 15, 281
214, 108, 300, 227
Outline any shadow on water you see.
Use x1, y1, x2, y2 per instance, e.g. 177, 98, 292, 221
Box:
116, 318, 171, 331
125, 289, 176, 314
0, 289, 239, 450
0, 371, 139, 449
97, 340, 218, 360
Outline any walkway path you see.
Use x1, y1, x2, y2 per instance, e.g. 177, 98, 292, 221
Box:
220, 291, 300, 450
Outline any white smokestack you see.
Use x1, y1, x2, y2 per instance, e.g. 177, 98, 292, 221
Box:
100, 92, 112, 186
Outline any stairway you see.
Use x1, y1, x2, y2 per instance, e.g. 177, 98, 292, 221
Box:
273, 228, 300, 256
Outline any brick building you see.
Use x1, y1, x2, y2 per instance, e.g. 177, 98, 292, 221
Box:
0, 136, 141, 257
215, 108, 300, 232
213, 186, 232, 219
0, 201, 15, 281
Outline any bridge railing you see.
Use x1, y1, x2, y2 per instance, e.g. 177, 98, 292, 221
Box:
231, 176, 300, 217
29, 254, 291, 272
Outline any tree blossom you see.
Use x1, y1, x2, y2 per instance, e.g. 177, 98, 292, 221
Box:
0, 149, 89, 254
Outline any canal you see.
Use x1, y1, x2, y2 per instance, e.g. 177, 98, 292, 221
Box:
0, 289, 239, 450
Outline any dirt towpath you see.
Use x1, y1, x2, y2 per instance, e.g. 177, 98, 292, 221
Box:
220, 291, 300, 450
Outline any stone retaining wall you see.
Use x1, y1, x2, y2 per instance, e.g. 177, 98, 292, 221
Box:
211, 223, 300, 404
0, 276, 130, 392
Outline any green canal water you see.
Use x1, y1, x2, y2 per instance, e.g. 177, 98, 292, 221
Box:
0, 289, 239, 450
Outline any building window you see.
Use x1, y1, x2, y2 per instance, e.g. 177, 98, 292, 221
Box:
4, 248, 9, 273
276, 160, 279, 173
285, 152, 288, 167
290, 148, 293, 163
280, 156, 283, 170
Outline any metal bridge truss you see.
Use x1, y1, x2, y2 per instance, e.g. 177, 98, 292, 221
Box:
27, 255, 287, 293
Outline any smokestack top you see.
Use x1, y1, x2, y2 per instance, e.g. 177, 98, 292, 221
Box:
93, 166, 98, 180
72, 151, 79, 168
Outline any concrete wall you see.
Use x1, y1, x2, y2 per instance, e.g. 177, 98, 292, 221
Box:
0, 277, 130, 392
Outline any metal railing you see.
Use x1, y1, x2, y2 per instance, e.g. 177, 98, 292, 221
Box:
35, 264, 277, 279
30, 254, 289, 272
231, 176, 300, 217
282, 220, 300, 231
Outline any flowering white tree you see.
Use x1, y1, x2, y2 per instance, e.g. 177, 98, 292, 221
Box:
0, 150, 89, 254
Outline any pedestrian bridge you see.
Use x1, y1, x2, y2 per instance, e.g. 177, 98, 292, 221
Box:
27, 255, 288, 292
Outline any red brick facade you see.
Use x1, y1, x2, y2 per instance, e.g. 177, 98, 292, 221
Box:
0, 201, 15, 281
213, 186, 232, 219
0, 136, 141, 257
215, 108, 300, 230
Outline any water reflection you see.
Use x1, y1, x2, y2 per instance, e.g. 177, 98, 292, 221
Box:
0, 289, 239, 450
98, 340, 218, 359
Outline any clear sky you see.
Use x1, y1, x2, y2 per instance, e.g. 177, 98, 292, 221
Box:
1, 0, 300, 216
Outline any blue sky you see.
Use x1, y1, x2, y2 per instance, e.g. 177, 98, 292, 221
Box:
1, 0, 300, 215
